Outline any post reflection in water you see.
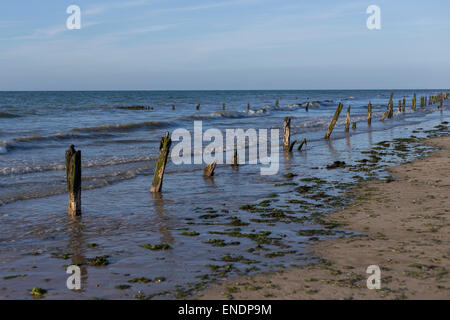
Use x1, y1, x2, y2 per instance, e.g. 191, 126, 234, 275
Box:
67, 216, 87, 291
151, 192, 174, 245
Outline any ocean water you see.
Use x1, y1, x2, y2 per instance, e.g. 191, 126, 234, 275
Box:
0, 90, 448, 299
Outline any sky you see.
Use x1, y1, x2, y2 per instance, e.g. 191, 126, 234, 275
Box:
0, 0, 449, 90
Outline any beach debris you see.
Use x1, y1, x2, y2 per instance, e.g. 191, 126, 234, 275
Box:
150, 132, 172, 193
368, 102, 372, 126
297, 138, 307, 151
345, 105, 351, 132
65, 145, 81, 217
324, 103, 343, 139
203, 161, 217, 177
326, 161, 346, 169
283, 117, 291, 150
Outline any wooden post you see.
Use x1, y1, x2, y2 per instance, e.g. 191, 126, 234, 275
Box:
297, 138, 307, 151
222, 104, 226, 110
387, 92, 394, 118
203, 161, 217, 177
150, 132, 172, 193
380, 110, 389, 121
402, 97, 406, 112
368, 102, 372, 126
232, 149, 238, 167
398, 100, 402, 112
172, 105, 175, 110
196, 104, 200, 110
275, 99, 279, 107
345, 105, 351, 132
413, 93, 416, 110
440, 94, 443, 109
65, 145, 81, 217
247, 103, 250, 110
324, 103, 343, 139
352, 122, 356, 130
283, 117, 291, 150
305, 102, 309, 112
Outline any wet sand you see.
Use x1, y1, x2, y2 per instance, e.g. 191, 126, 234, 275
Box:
196, 136, 450, 300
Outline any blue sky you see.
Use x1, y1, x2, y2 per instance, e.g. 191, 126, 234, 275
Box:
0, 0, 449, 90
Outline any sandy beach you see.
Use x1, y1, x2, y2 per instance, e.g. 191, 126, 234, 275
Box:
197, 136, 450, 300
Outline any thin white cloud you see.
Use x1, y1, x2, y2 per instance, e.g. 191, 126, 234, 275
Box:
0, 22, 100, 41
85, 0, 150, 16
151, 0, 258, 13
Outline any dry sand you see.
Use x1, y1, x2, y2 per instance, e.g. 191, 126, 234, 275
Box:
196, 136, 450, 300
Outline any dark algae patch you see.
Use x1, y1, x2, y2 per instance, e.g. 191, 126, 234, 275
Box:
140, 243, 172, 251
87, 255, 110, 266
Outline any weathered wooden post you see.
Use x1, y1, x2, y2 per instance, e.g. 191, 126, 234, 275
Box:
283, 117, 291, 150
204, 161, 217, 177
275, 99, 279, 107
398, 100, 402, 112
172, 105, 175, 110
196, 104, 200, 110
380, 110, 389, 121
345, 105, 351, 132
352, 122, 356, 130
440, 94, 443, 109
368, 102, 372, 126
222, 104, 226, 110
305, 102, 310, 112
247, 103, 250, 110
150, 132, 172, 193
402, 97, 406, 112
387, 92, 394, 119
297, 138, 307, 151
424, 97, 427, 106
65, 145, 81, 217
413, 93, 416, 110
324, 103, 343, 139
232, 149, 238, 167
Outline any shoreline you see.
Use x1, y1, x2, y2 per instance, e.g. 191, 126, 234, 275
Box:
196, 136, 450, 300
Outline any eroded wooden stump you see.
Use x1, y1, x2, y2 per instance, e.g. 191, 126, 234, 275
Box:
204, 161, 217, 177
283, 117, 291, 150
65, 145, 81, 217
150, 132, 172, 193
324, 103, 343, 139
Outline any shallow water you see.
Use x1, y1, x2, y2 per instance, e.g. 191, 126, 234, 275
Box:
0, 90, 448, 299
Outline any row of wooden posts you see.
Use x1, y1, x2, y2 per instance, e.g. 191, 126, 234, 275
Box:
65, 92, 448, 216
